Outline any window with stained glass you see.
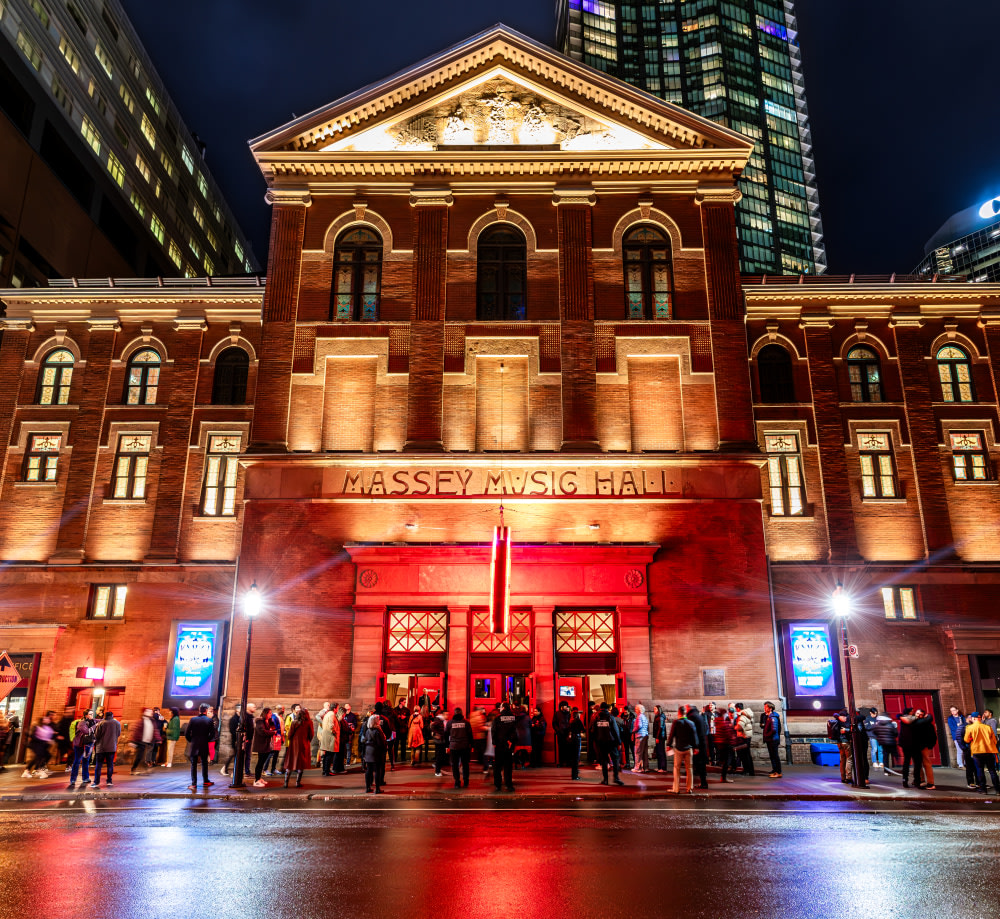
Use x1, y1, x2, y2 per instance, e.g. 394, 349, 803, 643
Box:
472, 607, 531, 653
555, 610, 616, 653
23, 433, 61, 482
477, 225, 527, 321
950, 432, 990, 481
125, 349, 160, 404
763, 434, 804, 515
858, 432, 897, 498
387, 610, 447, 653
89, 584, 126, 619
37, 349, 74, 404
937, 345, 974, 402
847, 346, 882, 403
881, 586, 917, 620
622, 224, 672, 319
201, 434, 240, 516
112, 433, 151, 499
331, 227, 382, 321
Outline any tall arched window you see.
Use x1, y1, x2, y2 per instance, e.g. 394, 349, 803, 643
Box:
757, 344, 795, 403
847, 346, 883, 403
937, 345, 974, 402
125, 348, 161, 405
331, 227, 382, 321
623, 224, 673, 319
212, 347, 249, 404
37, 348, 74, 404
477, 225, 527, 320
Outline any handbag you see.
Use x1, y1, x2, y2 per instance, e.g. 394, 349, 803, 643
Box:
271, 733, 282, 751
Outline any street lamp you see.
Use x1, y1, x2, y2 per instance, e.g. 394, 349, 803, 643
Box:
832, 582, 861, 788
231, 581, 261, 789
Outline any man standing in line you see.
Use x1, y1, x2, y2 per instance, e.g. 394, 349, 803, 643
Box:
394, 699, 411, 764
667, 707, 696, 794
686, 704, 709, 790
911, 708, 937, 790
568, 707, 585, 780
594, 702, 625, 787
763, 702, 783, 779
491, 701, 517, 792
947, 705, 966, 770
553, 700, 571, 768
703, 703, 717, 766
965, 712, 1000, 794
652, 705, 667, 773
831, 709, 853, 784
733, 702, 755, 776
342, 704, 358, 767
898, 708, 922, 788
447, 706, 473, 789
89, 711, 121, 788
632, 704, 649, 773
185, 703, 217, 792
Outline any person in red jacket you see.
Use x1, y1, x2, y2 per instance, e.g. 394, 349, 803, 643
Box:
714, 713, 737, 783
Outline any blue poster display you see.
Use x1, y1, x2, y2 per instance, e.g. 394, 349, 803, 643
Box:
780, 620, 843, 712
162, 620, 225, 707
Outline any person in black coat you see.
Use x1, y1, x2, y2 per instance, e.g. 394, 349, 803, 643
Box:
686, 704, 710, 789
447, 706, 474, 789
491, 701, 517, 791
185, 704, 217, 790
553, 701, 571, 767
363, 714, 387, 793
594, 702, 624, 786
529, 707, 547, 768
910, 709, 937, 789
251, 707, 276, 786
898, 708, 922, 788
568, 707, 585, 780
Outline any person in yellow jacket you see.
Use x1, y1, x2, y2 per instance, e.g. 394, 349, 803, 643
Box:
964, 712, 1000, 794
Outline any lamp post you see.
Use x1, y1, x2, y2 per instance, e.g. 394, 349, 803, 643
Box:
832, 582, 861, 788
231, 581, 261, 789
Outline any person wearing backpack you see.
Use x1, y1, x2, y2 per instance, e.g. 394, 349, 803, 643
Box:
68, 710, 96, 788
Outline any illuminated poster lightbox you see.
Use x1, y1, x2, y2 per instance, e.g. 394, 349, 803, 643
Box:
162, 621, 225, 708
780, 620, 843, 713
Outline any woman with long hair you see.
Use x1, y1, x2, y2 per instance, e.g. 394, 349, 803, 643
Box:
283, 705, 314, 788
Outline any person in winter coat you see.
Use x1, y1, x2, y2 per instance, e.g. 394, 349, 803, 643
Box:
652, 705, 667, 773
90, 711, 122, 788
873, 712, 900, 776
703, 703, 718, 765
733, 703, 755, 776
714, 713, 737, 783
567, 707, 585, 780
553, 701, 571, 767
163, 708, 181, 768
965, 712, 1000, 794
363, 714, 387, 793
394, 700, 411, 762
129, 709, 159, 774
685, 704, 709, 789
513, 705, 532, 769
408, 709, 425, 765
529, 707, 547, 768
864, 707, 881, 769
667, 708, 696, 794
491, 701, 518, 791
947, 706, 966, 770
958, 713, 978, 788
469, 706, 487, 765
762, 702, 783, 778
898, 708, 922, 788
67, 710, 96, 787
283, 706, 314, 787
184, 703, 216, 791
632, 704, 649, 773
319, 704, 340, 776
431, 711, 449, 776
483, 708, 497, 774
911, 709, 938, 789
447, 706, 474, 788
252, 707, 276, 786
593, 702, 624, 787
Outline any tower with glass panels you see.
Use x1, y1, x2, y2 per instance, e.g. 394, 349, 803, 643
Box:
557, 0, 825, 275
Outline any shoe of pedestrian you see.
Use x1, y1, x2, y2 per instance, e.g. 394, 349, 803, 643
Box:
220, 769, 228, 777
924, 784, 935, 790
723, 778, 735, 783
252, 779, 266, 787
188, 784, 197, 791
600, 779, 609, 785
295, 780, 303, 788
366, 787, 373, 793
284, 773, 291, 788
505, 785, 515, 792
36, 769, 50, 779
614, 780, 625, 786
375, 788, 384, 794
21, 770, 33, 779
204, 780, 214, 786
435, 771, 442, 777
902, 781, 909, 787
89, 782, 99, 788
105, 780, 113, 786
454, 782, 461, 789
66, 782, 76, 789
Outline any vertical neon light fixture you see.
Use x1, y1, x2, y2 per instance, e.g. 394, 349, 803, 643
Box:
490, 509, 511, 635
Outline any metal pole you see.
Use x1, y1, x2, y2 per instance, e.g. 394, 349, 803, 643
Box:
840, 614, 861, 787
230, 613, 253, 789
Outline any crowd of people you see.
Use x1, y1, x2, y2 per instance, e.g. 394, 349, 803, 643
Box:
6, 695, 1000, 796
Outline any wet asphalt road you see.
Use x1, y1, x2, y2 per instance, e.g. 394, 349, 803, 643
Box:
1, 799, 998, 919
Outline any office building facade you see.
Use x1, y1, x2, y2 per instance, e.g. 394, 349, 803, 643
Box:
915, 193, 1000, 283
557, 0, 824, 276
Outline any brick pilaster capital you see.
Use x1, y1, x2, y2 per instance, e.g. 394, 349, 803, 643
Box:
695, 184, 742, 206
978, 311, 1000, 328
532, 606, 556, 627
174, 317, 208, 332
0, 318, 33, 331
551, 187, 596, 206
87, 317, 121, 332
264, 186, 312, 208
408, 187, 454, 207
889, 312, 924, 329
798, 315, 833, 330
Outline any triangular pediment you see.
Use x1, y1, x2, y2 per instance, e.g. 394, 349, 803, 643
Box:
251, 25, 753, 161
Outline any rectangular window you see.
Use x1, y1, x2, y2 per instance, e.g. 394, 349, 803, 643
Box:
168, 239, 182, 267
16, 31, 42, 71
180, 145, 194, 173
950, 432, 991, 481
197, 173, 208, 198
29, 0, 49, 27
135, 152, 151, 182
111, 433, 151, 499
58, 36, 80, 72
387, 609, 447, 653
201, 434, 240, 516
858, 432, 897, 498
129, 191, 145, 218
150, 214, 165, 244
81, 117, 101, 155
881, 586, 917, 620
23, 433, 61, 482
107, 151, 125, 187
555, 609, 616, 653
89, 584, 126, 620
159, 151, 174, 179
191, 203, 205, 229
203, 254, 214, 275
140, 113, 156, 148
93, 41, 112, 78
145, 87, 161, 115
119, 83, 134, 113
51, 76, 72, 114
764, 434, 804, 515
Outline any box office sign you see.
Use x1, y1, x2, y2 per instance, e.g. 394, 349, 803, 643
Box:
780, 621, 843, 712
162, 621, 225, 708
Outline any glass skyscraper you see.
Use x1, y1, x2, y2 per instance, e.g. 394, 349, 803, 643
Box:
557, 0, 825, 275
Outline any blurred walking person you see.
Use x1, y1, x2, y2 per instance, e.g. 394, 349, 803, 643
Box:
24, 713, 55, 778
67, 709, 96, 788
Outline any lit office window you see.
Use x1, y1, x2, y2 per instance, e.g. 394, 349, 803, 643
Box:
107, 152, 125, 187
119, 83, 134, 113
881, 586, 917, 620
81, 117, 101, 155
145, 87, 161, 115
168, 240, 182, 267
130, 191, 145, 218
58, 36, 80, 72
150, 215, 165, 244
140, 113, 156, 148
94, 42, 112, 78
16, 32, 42, 71
89, 584, 127, 620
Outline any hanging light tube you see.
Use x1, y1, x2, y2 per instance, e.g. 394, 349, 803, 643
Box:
490, 524, 512, 635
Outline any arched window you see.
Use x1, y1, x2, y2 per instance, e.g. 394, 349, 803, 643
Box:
125, 348, 161, 405
623, 224, 673, 319
937, 345, 974, 402
37, 348, 74, 404
331, 227, 382, 321
477, 225, 527, 320
212, 347, 249, 404
847, 346, 882, 403
757, 344, 795, 403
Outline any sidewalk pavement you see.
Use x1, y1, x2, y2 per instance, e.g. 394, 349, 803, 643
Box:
0, 760, 993, 803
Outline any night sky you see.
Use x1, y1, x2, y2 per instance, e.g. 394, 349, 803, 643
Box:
119, 1, 999, 276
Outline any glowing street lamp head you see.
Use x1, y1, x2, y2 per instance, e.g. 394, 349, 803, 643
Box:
244, 582, 262, 618
831, 583, 851, 617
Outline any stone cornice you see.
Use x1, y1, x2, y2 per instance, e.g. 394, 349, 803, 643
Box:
264, 187, 312, 207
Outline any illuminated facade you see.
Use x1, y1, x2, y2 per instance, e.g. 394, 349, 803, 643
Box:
915, 193, 1000, 283
557, 0, 825, 276
1, 28, 1000, 767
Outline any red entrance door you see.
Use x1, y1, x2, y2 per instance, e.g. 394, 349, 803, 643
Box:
883, 690, 943, 766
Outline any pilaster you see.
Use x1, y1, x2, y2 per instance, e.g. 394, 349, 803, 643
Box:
532, 605, 556, 764
617, 604, 652, 703
350, 604, 388, 704
447, 605, 471, 713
